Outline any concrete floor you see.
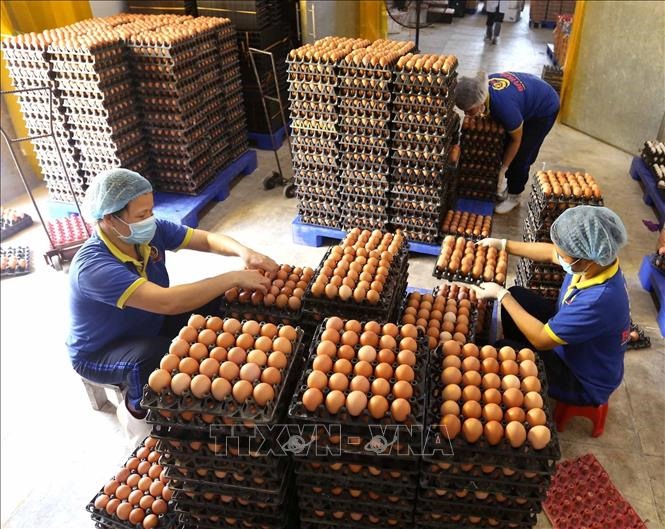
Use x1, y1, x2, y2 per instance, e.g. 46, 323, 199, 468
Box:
1, 4, 664, 529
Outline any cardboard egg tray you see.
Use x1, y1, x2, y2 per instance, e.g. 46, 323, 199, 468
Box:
0, 246, 31, 277
337, 122, 391, 140
390, 166, 444, 185
433, 238, 508, 285
340, 174, 390, 196
0, 210, 33, 239
296, 186, 337, 203
338, 98, 391, 115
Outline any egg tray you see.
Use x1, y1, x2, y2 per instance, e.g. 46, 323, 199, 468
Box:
0, 213, 33, 240
418, 484, 543, 512
338, 136, 391, 153
456, 188, 497, 202
298, 490, 415, 515
391, 100, 452, 116
390, 155, 447, 173
292, 135, 338, 151
423, 358, 561, 471
389, 168, 446, 186
338, 104, 391, 120
432, 258, 507, 287
338, 78, 391, 93
176, 508, 297, 529
521, 215, 552, 244
335, 86, 391, 101
393, 67, 457, 86
529, 179, 604, 210
338, 158, 390, 175
300, 501, 414, 527
89, 510, 177, 529
288, 81, 337, 97
440, 220, 492, 242
0, 246, 32, 277
287, 91, 339, 105
296, 467, 418, 497
285, 59, 337, 76
516, 258, 564, 288
338, 140, 390, 157
337, 123, 392, 139
414, 511, 537, 529
291, 120, 339, 135
513, 277, 560, 302
626, 321, 651, 351
290, 127, 338, 141
391, 224, 440, 245
416, 496, 539, 523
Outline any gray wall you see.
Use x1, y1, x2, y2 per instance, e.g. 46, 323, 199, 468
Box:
562, 1, 665, 154
299, 0, 359, 43
89, 0, 127, 17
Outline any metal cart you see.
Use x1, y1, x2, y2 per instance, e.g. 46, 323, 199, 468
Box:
0, 84, 92, 271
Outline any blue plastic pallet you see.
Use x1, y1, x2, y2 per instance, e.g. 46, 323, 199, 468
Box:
248, 124, 288, 151
638, 255, 665, 337
154, 151, 257, 227
455, 197, 495, 216
291, 216, 441, 256
630, 156, 665, 223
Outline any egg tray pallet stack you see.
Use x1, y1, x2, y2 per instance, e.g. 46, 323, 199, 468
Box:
141, 321, 306, 529
389, 62, 458, 243
457, 116, 505, 201
301, 244, 409, 324
641, 140, 665, 197
2, 38, 88, 204
0, 246, 31, 277
337, 58, 398, 232
0, 209, 33, 240
431, 282, 493, 346
126, 21, 230, 194
514, 258, 562, 302
417, 346, 561, 529
287, 55, 343, 230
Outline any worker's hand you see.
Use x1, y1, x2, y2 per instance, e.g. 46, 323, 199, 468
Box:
232, 270, 272, 294
477, 238, 507, 251
242, 249, 279, 273
471, 282, 509, 302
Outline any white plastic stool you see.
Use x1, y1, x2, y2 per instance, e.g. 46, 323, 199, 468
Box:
81, 377, 125, 410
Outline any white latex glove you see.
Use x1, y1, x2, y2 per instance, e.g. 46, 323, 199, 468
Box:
477, 238, 507, 251
472, 282, 510, 303
499, 166, 508, 179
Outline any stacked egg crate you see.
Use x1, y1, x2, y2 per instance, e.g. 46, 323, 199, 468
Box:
389, 53, 458, 243
141, 314, 306, 529
642, 140, 665, 195
457, 116, 505, 200
2, 32, 86, 204
517, 169, 604, 301
337, 40, 415, 231
418, 341, 561, 529
288, 317, 429, 528
125, 17, 232, 194
287, 38, 369, 228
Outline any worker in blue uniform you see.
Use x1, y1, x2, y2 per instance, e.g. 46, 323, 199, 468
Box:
67, 168, 277, 425
455, 71, 560, 214
473, 206, 630, 406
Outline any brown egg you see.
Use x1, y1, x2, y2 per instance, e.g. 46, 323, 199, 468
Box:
526, 408, 547, 426
349, 375, 370, 393
190, 374, 212, 398
392, 380, 413, 399
502, 387, 523, 408
482, 403, 503, 422
148, 369, 171, 393
353, 360, 372, 378
334, 358, 353, 375
480, 345, 498, 359
498, 346, 516, 361
461, 370, 481, 387
261, 366, 282, 386
217, 332, 236, 349
326, 317, 344, 331
302, 387, 324, 411
328, 372, 349, 392
312, 355, 333, 373
253, 383, 275, 406
390, 398, 411, 422
169, 338, 189, 357
517, 348, 536, 362
461, 356, 481, 372
246, 349, 267, 367
223, 318, 242, 334
462, 418, 483, 443
358, 345, 377, 362
519, 360, 539, 378
129, 508, 145, 525
341, 331, 359, 347
527, 425, 551, 450
206, 316, 224, 332
346, 391, 368, 416
395, 364, 415, 382
375, 362, 394, 380
317, 340, 337, 358
400, 336, 418, 352
308, 370, 328, 390
521, 376, 542, 393
440, 414, 461, 439
462, 400, 482, 419
501, 374, 521, 390
261, 323, 279, 337
179, 326, 198, 343
504, 407, 526, 423
484, 420, 504, 445
326, 390, 346, 414
219, 361, 240, 381
378, 348, 396, 364
371, 378, 391, 397
170, 372, 191, 395
232, 380, 253, 403
441, 366, 462, 385
440, 400, 460, 416
368, 395, 389, 419
268, 351, 287, 369
397, 350, 416, 367
211, 377, 232, 400
505, 421, 527, 448
482, 373, 501, 390
443, 384, 462, 401
227, 347, 247, 365
273, 336, 292, 354
462, 385, 481, 402
523, 392, 544, 410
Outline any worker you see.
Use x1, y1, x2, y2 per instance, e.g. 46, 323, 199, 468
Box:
455, 71, 560, 214
66, 168, 277, 431
484, 0, 505, 44
473, 206, 629, 406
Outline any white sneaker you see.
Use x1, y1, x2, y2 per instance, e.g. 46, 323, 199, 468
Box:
496, 177, 508, 201
116, 401, 151, 449
495, 194, 520, 214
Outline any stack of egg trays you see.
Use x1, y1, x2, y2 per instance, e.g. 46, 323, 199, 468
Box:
47, 37, 150, 184
301, 243, 409, 323
432, 236, 508, 286
1, 37, 87, 203
0, 246, 31, 277
287, 56, 343, 229
337, 62, 395, 231
416, 347, 561, 529
514, 257, 563, 302
388, 65, 457, 243
0, 209, 33, 240
295, 453, 420, 529
457, 116, 504, 201
431, 283, 489, 344
126, 25, 225, 194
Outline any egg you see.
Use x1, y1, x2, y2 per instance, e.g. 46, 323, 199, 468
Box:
440, 400, 460, 416
253, 383, 275, 406
219, 361, 239, 381
527, 425, 551, 449
462, 385, 481, 402
345, 391, 368, 416
502, 387, 523, 408
500, 360, 519, 376
358, 345, 377, 362
232, 380, 253, 403
443, 384, 462, 401
148, 369, 171, 393
441, 367, 462, 385
307, 370, 328, 390
326, 390, 346, 414
170, 372, 191, 395
505, 421, 527, 448
129, 508, 145, 525
482, 403, 503, 422
523, 391, 544, 410
481, 357, 500, 374
261, 366, 282, 386
484, 420, 504, 445
440, 414, 461, 439
227, 347, 247, 365
519, 360, 539, 378
190, 374, 211, 398
501, 374, 521, 390
395, 364, 415, 382
368, 395, 389, 419
517, 348, 536, 362
354, 360, 373, 378
349, 375, 370, 393
268, 351, 287, 369
462, 418, 483, 443
371, 378, 391, 397
462, 400, 482, 419
390, 398, 411, 422
240, 363, 261, 382
312, 355, 333, 373
521, 375, 542, 393
505, 407, 526, 423
498, 346, 516, 361
273, 336, 292, 354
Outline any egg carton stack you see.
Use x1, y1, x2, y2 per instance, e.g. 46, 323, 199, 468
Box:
287, 38, 370, 229
389, 53, 458, 243
641, 140, 665, 195
141, 314, 306, 529
457, 116, 505, 201
1, 33, 87, 203
302, 228, 409, 324
288, 317, 429, 528
517, 169, 603, 301
434, 235, 508, 286
417, 341, 561, 529
337, 39, 415, 231
86, 436, 177, 529
125, 17, 234, 194
432, 283, 493, 346
0, 246, 31, 277
47, 26, 151, 188
0, 208, 33, 240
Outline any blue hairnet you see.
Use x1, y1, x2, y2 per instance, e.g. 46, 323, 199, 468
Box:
84, 168, 153, 220
550, 206, 627, 266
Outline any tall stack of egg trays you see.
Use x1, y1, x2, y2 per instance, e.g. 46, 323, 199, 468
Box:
140, 313, 307, 528
417, 339, 561, 528
516, 169, 604, 301
337, 39, 415, 231
389, 53, 458, 243
287, 38, 370, 229
287, 315, 429, 529
457, 115, 505, 200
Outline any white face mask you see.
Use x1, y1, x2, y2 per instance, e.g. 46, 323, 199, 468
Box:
557, 254, 592, 275
112, 215, 157, 244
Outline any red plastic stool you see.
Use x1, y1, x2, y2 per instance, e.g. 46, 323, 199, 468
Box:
554, 401, 609, 437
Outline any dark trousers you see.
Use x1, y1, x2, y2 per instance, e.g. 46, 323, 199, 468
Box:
506, 112, 558, 195
71, 297, 223, 410
485, 9, 504, 38
499, 286, 596, 405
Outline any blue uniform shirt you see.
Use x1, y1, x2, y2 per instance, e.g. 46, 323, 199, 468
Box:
544, 261, 630, 405
488, 72, 560, 132
66, 219, 193, 359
